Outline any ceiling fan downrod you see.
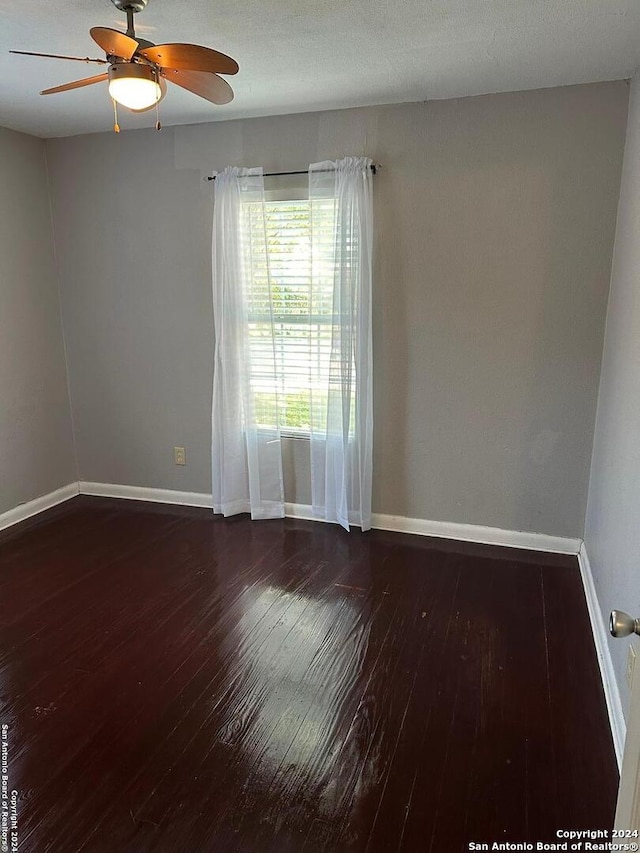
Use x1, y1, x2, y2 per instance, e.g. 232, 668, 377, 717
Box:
109, 0, 149, 38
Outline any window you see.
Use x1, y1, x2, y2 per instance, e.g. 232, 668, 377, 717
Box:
245, 192, 350, 435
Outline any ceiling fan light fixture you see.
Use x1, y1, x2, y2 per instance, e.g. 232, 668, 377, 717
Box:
108, 62, 160, 110
12, 0, 239, 128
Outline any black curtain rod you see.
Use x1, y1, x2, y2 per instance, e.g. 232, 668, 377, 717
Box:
206, 164, 377, 181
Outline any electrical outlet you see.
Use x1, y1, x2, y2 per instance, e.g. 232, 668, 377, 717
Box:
626, 645, 636, 689
174, 446, 186, 466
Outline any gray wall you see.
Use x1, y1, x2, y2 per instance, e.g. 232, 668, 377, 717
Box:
584, 70, 640, 716
45, 81, 628, 537
0, 127, 76, 514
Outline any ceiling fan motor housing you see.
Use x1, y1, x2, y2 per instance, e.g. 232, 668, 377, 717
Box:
110, 0, 148, 13
108, 62, 157, 84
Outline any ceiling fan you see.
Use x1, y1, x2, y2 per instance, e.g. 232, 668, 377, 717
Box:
10, 0, 239, 130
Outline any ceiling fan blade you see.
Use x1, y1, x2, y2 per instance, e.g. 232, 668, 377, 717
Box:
161, 69, 234, 104
10, 50, 107, 65
90, 27, 138, 60
139, 44, 238, 75
130, 77, 168, 112
40, 73, 109, 96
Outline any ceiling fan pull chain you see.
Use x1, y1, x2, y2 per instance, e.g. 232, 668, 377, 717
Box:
112, 97, 120, 133
155, 69, 162, 130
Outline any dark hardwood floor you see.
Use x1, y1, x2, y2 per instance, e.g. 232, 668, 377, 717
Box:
0, 496, 617, 852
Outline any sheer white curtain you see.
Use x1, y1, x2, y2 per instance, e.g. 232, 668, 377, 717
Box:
211, 166, 285, 519
309, 157, 374, 531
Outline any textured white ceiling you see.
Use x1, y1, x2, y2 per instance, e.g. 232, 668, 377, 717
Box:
0, 0, 639, 138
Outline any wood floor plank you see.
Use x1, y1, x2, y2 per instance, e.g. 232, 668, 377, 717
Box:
18, 524, 315, 851
0, 502, 185, 628
225, 545, 405, 852
327, 545, 455, 851
362, 549, 466, 852
55, 525, 364, 852
542, 566, 618, 828
0, 499, 617, 853
443, 558, 557, 848
392, 554, 494, 852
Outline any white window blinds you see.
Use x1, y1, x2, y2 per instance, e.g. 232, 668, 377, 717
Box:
246, 196, 352, 433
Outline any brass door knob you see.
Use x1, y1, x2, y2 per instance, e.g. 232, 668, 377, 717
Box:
609, 610, 640, 638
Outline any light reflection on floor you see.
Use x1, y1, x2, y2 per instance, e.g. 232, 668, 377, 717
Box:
221, 581, 373, 805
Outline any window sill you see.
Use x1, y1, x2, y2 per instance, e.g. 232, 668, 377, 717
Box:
280, 430, 310, 440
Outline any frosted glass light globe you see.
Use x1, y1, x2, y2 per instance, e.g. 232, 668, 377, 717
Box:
108, 64, 161, 110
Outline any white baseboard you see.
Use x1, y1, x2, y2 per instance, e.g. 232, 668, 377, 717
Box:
1, 481, 581, 559
0, 483, 79, 534
286, 502, 581, 554
578, 542, 626, 769
78, 481, 213, 508
76, 486, 581, 555
373, 513, 581, 554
